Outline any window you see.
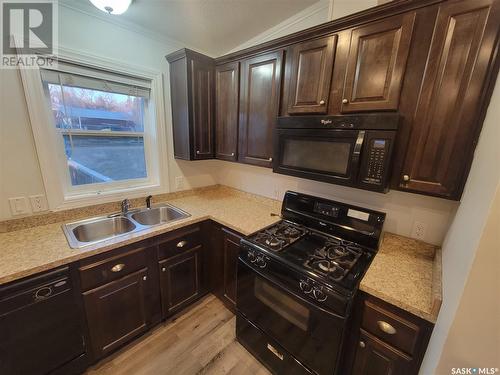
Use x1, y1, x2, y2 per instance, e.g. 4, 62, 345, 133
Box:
20, 54, 167, 210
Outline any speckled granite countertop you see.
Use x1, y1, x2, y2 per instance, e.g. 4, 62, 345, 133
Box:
0, 185, 441, 323
360, 232, 442, 323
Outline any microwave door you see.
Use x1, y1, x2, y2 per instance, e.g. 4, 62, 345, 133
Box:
274, 129, 364, 186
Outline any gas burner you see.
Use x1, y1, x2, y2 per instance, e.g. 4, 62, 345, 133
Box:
250, 221, 307, 252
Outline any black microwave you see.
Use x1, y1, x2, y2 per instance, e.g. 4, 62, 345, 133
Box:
273, 113, 399, 193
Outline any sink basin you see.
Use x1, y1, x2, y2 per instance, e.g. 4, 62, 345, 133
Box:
131, 205, 190, 226
64, 216, 137, 248
62, 203, 190, 249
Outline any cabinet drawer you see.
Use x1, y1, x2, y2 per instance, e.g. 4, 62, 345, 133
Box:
79, 248, 148, 292
361, 300, 420, 355
158, 226, 201, 260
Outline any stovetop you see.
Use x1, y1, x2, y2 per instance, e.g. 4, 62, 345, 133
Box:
244, 220, 374, 292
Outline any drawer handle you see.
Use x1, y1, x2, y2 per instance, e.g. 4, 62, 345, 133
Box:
177, 240, 188, 248
111, 263, 125, 273
377, 320, 397, 335
267, 343, 283, 360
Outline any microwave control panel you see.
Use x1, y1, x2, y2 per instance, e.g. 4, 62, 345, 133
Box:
363, 139, 389, 185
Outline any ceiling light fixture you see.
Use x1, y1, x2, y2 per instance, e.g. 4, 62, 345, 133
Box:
88, 0, 132, 15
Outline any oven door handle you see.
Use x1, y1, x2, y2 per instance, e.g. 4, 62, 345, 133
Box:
238, 257, 347, 320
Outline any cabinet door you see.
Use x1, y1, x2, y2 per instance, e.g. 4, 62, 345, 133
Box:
341, 12, 415, 112
239, 51, 283, 168
222, 229, 242, 311
399, 0, 498, 199
191, 58, 215, 159
216, 62, 239, 161
287, 35, 337, 114
159, 246, 201, 316
352, 330, 412, 375
83, 268, 149, 360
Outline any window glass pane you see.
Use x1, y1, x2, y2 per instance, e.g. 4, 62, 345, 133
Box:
63, 135, 146, 186
282, 139, 352, 175
48, 83, 145, 132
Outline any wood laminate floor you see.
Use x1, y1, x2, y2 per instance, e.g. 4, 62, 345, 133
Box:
86, 295, 271, 375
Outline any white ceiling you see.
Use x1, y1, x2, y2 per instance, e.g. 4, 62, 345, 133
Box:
62, 0, 321, 56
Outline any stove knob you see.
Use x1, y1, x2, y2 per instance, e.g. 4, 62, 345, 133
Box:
313, 288, 328, 302
256, 256, 267, 268
247, 251, 256, 263
299, 280, 313, 294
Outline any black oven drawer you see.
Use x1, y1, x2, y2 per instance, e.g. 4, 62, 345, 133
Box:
236, 314, 313, 375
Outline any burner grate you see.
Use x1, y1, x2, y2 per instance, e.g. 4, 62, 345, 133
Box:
250, 222, 307, 252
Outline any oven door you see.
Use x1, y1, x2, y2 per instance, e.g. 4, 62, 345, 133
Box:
237, 258, 346, 375
274, 129, 365, 186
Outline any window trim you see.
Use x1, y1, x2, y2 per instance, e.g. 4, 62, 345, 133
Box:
19, 46, 169, 211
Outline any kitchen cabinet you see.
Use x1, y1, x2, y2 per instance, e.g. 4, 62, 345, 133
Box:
344, 292, 434, 375
222, 228, 241, 309
159, 247, 202, 316
238, 50, 283, 168
341, 12, 415, 112
285, 35, 337, 114
397, 0, 499, 199
216, 62, 240, 161
166, 48, 215, 160
83, 268, 150, 360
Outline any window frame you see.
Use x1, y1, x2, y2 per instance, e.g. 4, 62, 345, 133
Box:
19, 47, 169, 211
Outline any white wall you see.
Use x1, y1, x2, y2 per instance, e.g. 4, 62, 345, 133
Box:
419, 73, 500, 375
0, 3, 218, 220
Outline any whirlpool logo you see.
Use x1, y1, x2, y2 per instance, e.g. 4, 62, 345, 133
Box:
451, 368, 499, 374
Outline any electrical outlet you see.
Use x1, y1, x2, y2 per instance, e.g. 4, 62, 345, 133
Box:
175, 176, 185, 190
8, 197, 30, 216
29, 195, 48, 213
411, 221, 427, 241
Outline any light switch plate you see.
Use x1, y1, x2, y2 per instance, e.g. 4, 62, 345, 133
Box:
29, 195, 48, 212
9, 197, 31, 216
175, 176, 185, 190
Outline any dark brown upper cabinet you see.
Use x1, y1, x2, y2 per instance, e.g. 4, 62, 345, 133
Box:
286, 35, 337, 115
215, 62, 240, 161
341, 12, 415, 112
398, 0, 499, 199
166, 49, 215, 160
238, 51, 283, 168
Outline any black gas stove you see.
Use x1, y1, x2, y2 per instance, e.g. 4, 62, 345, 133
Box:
236, 191, 386, 375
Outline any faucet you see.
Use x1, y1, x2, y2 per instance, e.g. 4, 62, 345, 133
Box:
146, 195, 153, 209
121, 199, 130, 215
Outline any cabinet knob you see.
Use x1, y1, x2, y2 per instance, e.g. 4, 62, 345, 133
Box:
230, 152, 235, 157
359, 341, 366, 348
342, 98, 348, 104
319, 100, 325, 105
268, 157, 273, 162
403, 174, 410, 182
161, 267, 166, 272
196, 150, 200, 155
142, 276, 147, 281
177, 240, 188, 248
111, 263, 125, 273
377, 320, 397, 335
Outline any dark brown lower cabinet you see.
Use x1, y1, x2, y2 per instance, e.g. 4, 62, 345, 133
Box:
159, 245, 202, 316
352, 330, 413, 375
222, 228, 241, 309
82, 268, 150, 360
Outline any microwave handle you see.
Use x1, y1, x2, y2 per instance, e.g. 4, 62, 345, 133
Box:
352, 130, 366, 162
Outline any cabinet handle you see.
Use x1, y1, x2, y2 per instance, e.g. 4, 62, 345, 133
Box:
177, 240, 188, 248
230, 152, 235, 157
161, 267, 166, 272
359, 341, 366, 348
342, 98, 348, 104
268, 157, 273, 162
319, 100, 325, 105
377, 320, 397, 335
111, 263, 125, 273
196, 150, 200, 155
143, 276, 147, 281
403, 174, 410, 182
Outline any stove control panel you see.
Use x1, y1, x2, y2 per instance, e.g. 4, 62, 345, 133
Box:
299, 278, 328, 302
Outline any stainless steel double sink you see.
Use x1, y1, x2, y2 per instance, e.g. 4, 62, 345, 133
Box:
62, 204, 191, 249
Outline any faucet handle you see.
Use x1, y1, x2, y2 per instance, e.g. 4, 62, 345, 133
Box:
146, 195, 153, 209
